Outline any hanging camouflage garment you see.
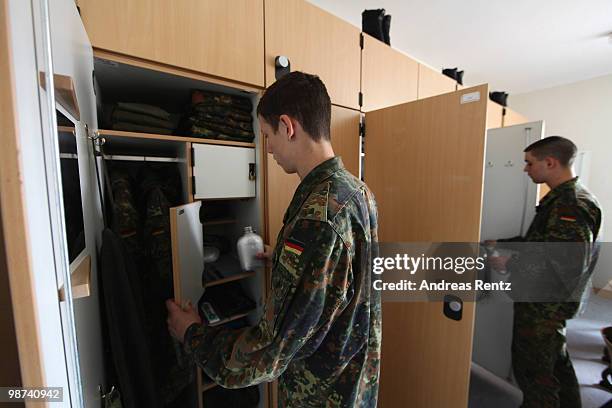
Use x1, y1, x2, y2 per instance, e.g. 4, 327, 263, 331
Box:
183, 157, 382, 407
110, 169, 142, 258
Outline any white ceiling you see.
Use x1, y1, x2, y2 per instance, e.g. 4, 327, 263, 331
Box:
308, 0, 612, 95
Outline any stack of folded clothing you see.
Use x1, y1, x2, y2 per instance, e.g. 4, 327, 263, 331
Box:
184, 90, 255, 142
104, 102, 178, 135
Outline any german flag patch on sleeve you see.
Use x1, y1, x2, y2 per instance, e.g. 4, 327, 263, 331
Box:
284, 238, 305, 256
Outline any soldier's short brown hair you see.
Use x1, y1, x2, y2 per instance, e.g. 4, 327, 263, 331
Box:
524, 136, 577, 167
257, 71, 331, 141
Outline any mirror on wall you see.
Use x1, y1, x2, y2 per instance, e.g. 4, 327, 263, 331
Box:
57, 110, 86, 264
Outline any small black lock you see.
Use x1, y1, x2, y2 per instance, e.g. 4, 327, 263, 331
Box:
443, 294, 463, 321
275, 56, 290, 80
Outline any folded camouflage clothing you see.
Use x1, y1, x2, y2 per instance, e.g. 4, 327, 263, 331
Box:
192, 104, 252, 123
188, 120, 254, 141
191, 89, 253, 113
185, 90, 255, 142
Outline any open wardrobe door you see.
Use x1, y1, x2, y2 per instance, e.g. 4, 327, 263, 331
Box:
364, 84, 489, 407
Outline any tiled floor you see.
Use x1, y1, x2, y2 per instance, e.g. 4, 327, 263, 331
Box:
567, 292, 612, 407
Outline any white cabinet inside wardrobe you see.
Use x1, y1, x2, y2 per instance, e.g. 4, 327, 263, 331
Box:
193, 144, 257, 200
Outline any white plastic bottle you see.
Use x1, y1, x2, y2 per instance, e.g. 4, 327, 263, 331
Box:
237, 226, 264, 271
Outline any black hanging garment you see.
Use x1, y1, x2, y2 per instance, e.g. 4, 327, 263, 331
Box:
442, 68, 464, 85
382, 14, 391, 45
100, 228, 161, 408
138, 166, 195, 406
489, 91, 509, 107
362, 9, 391, 45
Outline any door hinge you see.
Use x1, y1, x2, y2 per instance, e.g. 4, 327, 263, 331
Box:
190, 147, 195, 165
358, 92, 363, 108
191, 175, 196, 196
359, 33, 364, 49
359, 118, 365, 138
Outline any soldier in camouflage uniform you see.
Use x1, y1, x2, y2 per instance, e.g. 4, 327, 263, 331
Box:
167, 72, 381, 407
490, 136, 602, 408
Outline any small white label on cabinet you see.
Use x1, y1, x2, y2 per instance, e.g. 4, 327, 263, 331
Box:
461, 92, 480, 104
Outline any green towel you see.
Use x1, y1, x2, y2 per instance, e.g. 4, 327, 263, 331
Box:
116, 102, 171, 121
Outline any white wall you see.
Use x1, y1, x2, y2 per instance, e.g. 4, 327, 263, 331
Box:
511, 74, 612, 289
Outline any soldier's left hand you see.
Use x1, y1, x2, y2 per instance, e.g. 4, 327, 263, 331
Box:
489, 255, 510, 272
166, 299, 202, 343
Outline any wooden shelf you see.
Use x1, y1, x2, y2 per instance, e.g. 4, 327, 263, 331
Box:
39, 72, 81, 121
97, 129, 256, 148
58, 254, 91, 301
209, 310, 252, 327
202, 218, 237, 226
205, 271, 256, 288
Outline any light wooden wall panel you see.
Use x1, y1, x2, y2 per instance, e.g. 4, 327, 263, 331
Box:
79, 0, 265, 87
417, 64, 456, 100
361, 34, 419, 112
265, 0, 361, 109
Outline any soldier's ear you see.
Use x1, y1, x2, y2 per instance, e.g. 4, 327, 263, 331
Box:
279, 114, 295, 140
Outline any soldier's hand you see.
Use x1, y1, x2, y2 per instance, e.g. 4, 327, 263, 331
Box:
256, 244, 273, 267
484, 240, 497, 247
489, 255, 510, 272
166, 299, 202, 343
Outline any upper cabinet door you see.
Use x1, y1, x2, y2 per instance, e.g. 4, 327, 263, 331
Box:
264, 0, 361, 110
361, 34, 419, 112
78, 0, 265, 87
264, 105, 361, 246
364, 85, 489, 408
417, 64, 456, 100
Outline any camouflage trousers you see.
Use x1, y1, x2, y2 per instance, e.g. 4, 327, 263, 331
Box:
512, 303, 581, 408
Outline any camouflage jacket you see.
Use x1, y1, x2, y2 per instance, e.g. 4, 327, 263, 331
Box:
501, 177, 602, 318
184, 157, 381, 407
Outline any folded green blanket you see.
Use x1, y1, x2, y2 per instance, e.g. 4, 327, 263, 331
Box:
113, 109, 175, 130
116, 102, 171, 121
